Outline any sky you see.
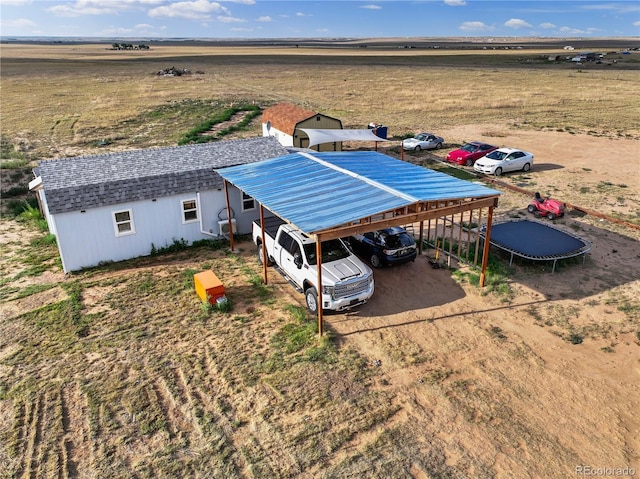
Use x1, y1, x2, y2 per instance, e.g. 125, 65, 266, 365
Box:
1, 0, 639, 39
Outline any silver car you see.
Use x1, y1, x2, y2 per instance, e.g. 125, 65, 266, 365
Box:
402, 132, 444, 151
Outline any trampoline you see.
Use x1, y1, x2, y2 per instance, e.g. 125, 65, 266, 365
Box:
480, 219, 592, 273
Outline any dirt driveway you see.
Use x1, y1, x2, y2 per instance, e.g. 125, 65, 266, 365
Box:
325, 126, 640, 476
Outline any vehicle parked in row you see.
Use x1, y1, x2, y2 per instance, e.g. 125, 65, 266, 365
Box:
402, 132, 444, 151
347, 226, 417, 268
473, 147, 534, 176
446, 141, 498, 166
253, 215, 374, 313
527, 192, 566, 220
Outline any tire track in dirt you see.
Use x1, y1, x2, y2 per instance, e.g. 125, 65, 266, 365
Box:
60, 384, 92, 479
153, 377, 196, 440
7, 400, 26, 476
20, 392, 42, 479
202, 342, 302, 475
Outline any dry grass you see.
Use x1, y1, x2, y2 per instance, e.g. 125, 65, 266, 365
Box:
2, 42, 640, 478
0, 241, 404, 478
2, 43, 639, 160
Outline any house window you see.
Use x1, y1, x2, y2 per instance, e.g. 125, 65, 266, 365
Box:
113, 209, 135, 236
182, 199, 198, 223
241, 192, 255, 212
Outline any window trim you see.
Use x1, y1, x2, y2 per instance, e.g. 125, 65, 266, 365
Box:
112, 208, 135, 237
181, 198, 199, 224
241, 191, 256, 213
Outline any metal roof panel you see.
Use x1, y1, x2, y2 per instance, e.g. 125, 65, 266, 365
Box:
216, 150, 500, 234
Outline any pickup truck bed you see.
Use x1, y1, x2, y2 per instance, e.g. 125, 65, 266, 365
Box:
254, 215, 286, 241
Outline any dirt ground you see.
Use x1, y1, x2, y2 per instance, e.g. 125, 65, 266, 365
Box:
319, 125, 640, 475
1, 123, 639, 477
342, 124, 640, 474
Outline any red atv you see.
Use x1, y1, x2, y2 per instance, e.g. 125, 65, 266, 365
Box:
527, 192, 566, 220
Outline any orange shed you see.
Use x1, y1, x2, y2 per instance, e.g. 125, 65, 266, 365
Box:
194, 270, 225, 304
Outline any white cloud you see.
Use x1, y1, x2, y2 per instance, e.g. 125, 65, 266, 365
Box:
217, 15, 245, 23
558, 25, 600, 35
45, 0, 165, 17
559, 26, 586, 35
101, 26, 134, 35
634, 20, 640, 27
2, 17, 37, 28
504, 18, 532, 29
360, 4, 382, 10
295, 12, 309, 17
0, 0, 33, 5
582, 3, 639, 14
257, 16, 271, 22
459, 21, 493, 32
134, 23, 154, 29
539, 22, 556, 29
148, 0, 230, 20
444, 0, 466, 6
48, 3, 119, 17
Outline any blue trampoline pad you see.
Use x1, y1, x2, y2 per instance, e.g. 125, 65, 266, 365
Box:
487, 220, 589, 259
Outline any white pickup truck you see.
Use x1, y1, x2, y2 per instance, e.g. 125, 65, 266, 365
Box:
253, 216, 374, 313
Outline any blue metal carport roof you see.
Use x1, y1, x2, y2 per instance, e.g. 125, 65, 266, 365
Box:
215, 150, 501, 235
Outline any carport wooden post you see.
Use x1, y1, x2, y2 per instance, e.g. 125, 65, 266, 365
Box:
474, 208, 483, 266
223, 180, 234, 251
418, 220, 425, 255
456, 212, 464, 259
259, 205, 268, 285
465, 209, 474, 263
315, 236, 324, 337
480, 206, 494, 287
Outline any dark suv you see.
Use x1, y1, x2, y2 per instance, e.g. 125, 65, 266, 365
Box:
347, 227, 417, 268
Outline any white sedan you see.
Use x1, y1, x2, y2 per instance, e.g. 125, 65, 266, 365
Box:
473, 147, 534, 176
402, 132, 444, 151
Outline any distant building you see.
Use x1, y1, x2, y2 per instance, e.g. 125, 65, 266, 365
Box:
261, 102, 343, 151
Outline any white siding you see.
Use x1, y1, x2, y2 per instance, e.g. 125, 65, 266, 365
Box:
37, 189, 57, 236
262, 124, 293, 147
51, 186, 260, 272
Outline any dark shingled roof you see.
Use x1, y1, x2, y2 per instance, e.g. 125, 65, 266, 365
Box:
37, 136, 288, 214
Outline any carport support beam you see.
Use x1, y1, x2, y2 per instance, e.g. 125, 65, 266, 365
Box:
259, 205, 268, 285
223, 180, 234, 252
316, 236, 324, 337
480, 206, 494, 287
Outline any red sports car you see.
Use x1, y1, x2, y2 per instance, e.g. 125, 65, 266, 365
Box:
446, 142, 498, 166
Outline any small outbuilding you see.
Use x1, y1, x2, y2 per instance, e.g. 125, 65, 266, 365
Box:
261, 102, 344, 151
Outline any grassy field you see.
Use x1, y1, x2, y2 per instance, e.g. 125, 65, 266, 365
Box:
1, 42, 639, 162
1, 41, 640, 478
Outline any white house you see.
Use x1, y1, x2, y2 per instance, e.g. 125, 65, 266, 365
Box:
29, 136, 288, 273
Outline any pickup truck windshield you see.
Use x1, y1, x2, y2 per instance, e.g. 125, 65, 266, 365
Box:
303, 239, 351, 264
